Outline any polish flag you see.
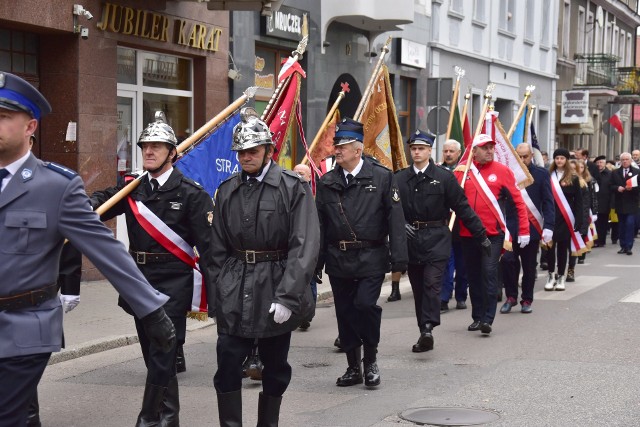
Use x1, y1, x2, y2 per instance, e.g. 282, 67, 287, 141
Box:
608, 110, 624, 135
626, 174, 638, 189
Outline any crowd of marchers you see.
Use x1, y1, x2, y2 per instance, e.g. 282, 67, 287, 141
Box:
4, 70, 640, 427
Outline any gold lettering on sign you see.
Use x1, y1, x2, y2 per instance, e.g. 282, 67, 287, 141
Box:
98, 3, 221, 51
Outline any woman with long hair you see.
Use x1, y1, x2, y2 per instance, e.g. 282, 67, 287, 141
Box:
566, 159, 594, 282
544, 149, 584, 291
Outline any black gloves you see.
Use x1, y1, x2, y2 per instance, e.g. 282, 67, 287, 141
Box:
141, 307, 176, 353
391, 263, 407, 273
480, 238, 492, 257
405, 223, 417, 240
314, 268, 323, 284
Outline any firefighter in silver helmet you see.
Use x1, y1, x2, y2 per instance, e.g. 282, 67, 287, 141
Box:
90, 111, 215, 426
208, 107, 320, 426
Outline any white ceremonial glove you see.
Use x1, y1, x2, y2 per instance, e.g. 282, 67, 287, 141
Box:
518, 235, 531, 248
60, 294, 80, 313
269, 303, 292, 324
542, 228, 553, 244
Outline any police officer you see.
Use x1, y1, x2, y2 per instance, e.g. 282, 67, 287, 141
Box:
91, 112, 214, 426
208, 108, 319, 427
396, 130, 487, 352
0, 72, 174, 427
316, 118, 408, 388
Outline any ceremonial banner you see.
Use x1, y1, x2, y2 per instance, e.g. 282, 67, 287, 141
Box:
529, 119, 545, 167
452, 103, 473, 164
511, 105, 528, 147
360, 65, 407, 171
309, 108, 340, 174
175, 113, 241, 197
483, 111, 533, 188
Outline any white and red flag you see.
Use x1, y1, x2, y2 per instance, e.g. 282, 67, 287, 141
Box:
608, 110, 624, 135
626, 174, 638, 189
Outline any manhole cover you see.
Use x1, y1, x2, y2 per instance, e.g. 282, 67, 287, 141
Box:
399, 407, 500, 426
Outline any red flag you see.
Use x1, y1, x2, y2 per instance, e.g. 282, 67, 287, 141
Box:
608, 110, 624, 135
458, 107, 473, 164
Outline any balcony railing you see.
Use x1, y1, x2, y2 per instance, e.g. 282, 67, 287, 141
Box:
616, 67, 640, 95
574, 54, 619, 88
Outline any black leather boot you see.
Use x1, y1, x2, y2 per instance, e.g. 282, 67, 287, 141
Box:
136, 383, 167, 427
336, 347, 363, 386
175, 345, 186, 373
257, 392, 282, 427
217, 390, 242, 427
412, 323, 434, 353
387, 281, 401, 302
26, 392, 41, 427
159, 376, 179, 427
363, 345, 381, 387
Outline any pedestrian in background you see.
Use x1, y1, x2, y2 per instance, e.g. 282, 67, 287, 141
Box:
566, 159, 593, 282
594, 155, 612, 247
611, 152, 639, 255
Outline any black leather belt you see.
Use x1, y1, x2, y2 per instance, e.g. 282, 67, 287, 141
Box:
413, 220, 448, 229
130, 250, 176, 265
333, 239, 385, 251
0, 283, 59, 311
231, 249, 288, 264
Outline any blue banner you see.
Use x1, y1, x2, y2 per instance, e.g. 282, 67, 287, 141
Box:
511, 106, 528, 147
175, 113, 241, 197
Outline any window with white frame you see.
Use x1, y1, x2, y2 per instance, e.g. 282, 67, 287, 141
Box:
450, 0, 463, 14
524, 0, 535, 41
473, 0, 485, 22
585, 11, 594, 54
562, 0, 570, 58
577, 8, 585, 54
618, 30, 625, 63
627, 33, 632, 66
540, 0, 551, 46
499, 0, 515, 33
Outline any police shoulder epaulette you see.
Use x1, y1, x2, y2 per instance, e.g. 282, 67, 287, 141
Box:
44, 162, 77, 179
282, 169, 305, 182
182, 176, 204, 189
371, 161, 391, 172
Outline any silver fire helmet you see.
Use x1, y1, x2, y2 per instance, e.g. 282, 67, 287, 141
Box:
231, 107, 274, 152
137, 111, 178, 148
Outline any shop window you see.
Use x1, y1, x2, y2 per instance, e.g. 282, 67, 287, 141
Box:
254, 45, 297, 170
397, 76, 415, 138
0, 29, 38, 76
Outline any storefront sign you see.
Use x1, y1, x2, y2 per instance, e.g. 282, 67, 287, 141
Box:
561, 90, 589, 124
97, 3, 223, 52
398, 39, 427, 69
263, 5, 308, 41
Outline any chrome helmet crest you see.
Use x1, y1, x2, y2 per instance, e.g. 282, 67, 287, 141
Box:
137, 111, 178, 148
231, 107, 274, 152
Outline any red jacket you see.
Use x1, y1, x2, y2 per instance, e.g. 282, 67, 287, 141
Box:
455, 160, 529, 238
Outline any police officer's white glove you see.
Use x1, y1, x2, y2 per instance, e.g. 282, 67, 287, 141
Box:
518, 235, 531, 248
60, 294, 80, 313
542, 228, 553, 244
269, 303, 292, 324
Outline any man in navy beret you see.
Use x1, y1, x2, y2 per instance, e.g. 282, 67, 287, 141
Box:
395, 129, 487, 352
0, 72, 175, 426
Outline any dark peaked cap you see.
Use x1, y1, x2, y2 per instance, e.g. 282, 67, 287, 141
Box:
0, 72, 51, 120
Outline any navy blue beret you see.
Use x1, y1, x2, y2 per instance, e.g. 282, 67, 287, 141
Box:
407, 129, 435, 146
334, 117, 364, 146
0, 72, 51, 120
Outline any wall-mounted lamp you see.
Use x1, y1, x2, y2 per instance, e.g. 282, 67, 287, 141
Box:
73, 4, 93, 40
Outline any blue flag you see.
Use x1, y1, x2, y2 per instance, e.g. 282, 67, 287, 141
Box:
175, 113, 241, 197
529, 119, 545, 167
511, 105, 528, 147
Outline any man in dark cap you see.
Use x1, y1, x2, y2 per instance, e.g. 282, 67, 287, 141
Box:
0, 73, 175, 426
316, 118, 408, 388
396, 130, 487, 352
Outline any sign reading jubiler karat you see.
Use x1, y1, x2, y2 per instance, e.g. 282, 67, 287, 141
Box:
97, 2, 223, 52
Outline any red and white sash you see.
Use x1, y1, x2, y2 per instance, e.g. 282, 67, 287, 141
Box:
126, 186, 207, 319
550, 173, 586, 255
520, 188, 544, 236
584, 209, 597, 248
470, 163, 512, 249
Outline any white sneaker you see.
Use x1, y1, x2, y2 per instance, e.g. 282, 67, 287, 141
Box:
544, 273, 555, 291
555, 275, 566, 291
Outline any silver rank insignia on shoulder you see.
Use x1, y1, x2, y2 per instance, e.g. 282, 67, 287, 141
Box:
169, 202, 182, 210
21, 168, 33, 180
392, 188, 400, 202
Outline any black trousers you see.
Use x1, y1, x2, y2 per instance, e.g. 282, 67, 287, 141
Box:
0, 353, 50, 427
501, 240, 539, 303
408, 260, 447, 329
548, 239, 570, 275
214, 332, 292, 396
329, 274, 385, 353
134, 315, 183, 386
595, 213, 609, 246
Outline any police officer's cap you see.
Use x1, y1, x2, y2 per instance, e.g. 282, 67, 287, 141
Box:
407, 129, 435, 147
0, 72, 51, 120
334, 117, 364, 146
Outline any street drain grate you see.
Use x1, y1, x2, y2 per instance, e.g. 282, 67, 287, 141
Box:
399, 407, 500, 426
302, 362, 330, 368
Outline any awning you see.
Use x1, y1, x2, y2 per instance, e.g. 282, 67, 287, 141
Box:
556, 116, 595, 135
